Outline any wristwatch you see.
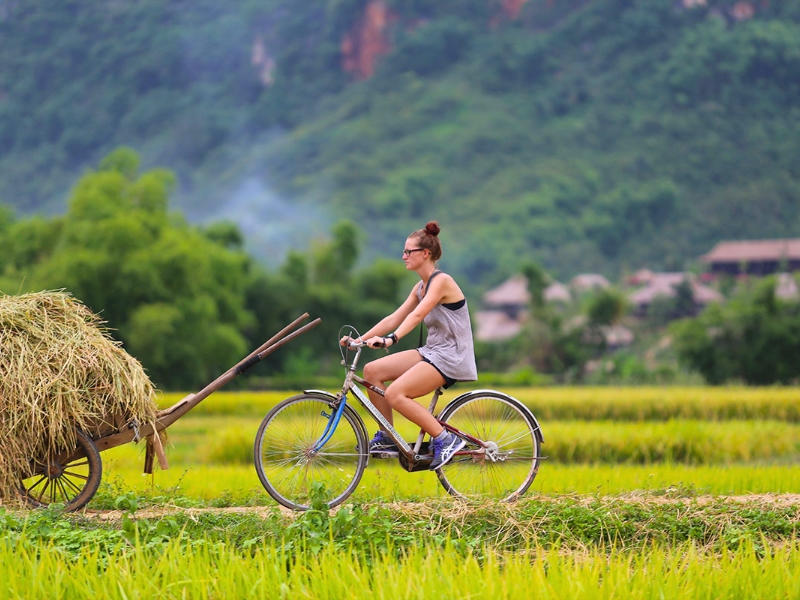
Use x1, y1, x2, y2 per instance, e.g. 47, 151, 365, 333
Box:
386, 333, 398, 346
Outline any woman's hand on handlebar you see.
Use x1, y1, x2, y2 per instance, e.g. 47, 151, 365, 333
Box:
339, 335, 363, 348
364, 335, 394, 349
339, 334, 394, 349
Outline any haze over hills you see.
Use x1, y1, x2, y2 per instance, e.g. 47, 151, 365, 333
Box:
1, 0, 799, 284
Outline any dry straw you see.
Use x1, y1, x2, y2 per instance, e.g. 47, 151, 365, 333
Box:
0, 291, 157, 499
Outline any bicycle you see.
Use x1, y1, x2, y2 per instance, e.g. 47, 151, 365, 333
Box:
253, 326, 545, 510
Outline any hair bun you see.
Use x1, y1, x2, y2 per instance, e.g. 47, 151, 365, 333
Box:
424, 221, 440, 237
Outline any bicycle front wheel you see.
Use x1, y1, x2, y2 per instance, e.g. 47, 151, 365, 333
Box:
254, 394, 368, 510
436, 391, 542, 502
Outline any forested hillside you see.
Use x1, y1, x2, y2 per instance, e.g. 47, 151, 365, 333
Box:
2, 0, 799, 283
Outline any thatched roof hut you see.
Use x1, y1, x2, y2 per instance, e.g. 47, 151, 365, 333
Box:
483, 275, 531, 307
474, 310, 524, 342
543, 281, 572, 303
571, 273, 610, 293
628, 273, 722, 314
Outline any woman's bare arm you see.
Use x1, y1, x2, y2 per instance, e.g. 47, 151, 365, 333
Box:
358, 283, 421, 340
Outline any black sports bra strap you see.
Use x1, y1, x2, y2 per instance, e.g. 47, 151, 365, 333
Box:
422, 270, 443, 298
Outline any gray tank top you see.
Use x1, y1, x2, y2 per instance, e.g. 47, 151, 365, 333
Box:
416, 272, 478, 382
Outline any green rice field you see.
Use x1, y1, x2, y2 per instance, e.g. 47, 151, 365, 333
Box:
95, 387, 800, 502
3, 386, 799, 598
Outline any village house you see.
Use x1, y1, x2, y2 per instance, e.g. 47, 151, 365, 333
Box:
475, 274, 530, 341
475, 274, 632, 347
700, 239, 800, 276
544, 281, 572, 304
480, 274, 530, 320
570, 273, 610, 293
627, 272, 723, 316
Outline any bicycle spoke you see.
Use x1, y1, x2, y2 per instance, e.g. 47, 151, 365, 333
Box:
438, 393, 541, 501
255, 396, 366, 510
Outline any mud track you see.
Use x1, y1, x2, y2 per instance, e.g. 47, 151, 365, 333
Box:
83, 493, 800, 522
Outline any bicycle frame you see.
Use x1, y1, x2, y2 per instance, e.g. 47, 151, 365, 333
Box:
311, 345, 488, 466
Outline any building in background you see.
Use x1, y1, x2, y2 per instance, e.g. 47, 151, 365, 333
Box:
628, 272, 723, 316
700, 239, 800, 275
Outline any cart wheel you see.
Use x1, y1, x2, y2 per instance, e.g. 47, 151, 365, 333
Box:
19, 430, 103, 512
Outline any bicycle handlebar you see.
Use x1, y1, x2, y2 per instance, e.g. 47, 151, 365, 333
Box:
350, 339, 390, 350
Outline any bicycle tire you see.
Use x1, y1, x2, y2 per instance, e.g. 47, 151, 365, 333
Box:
19, 429, 103, 511
253, 393, 368, 510
436, 391, 542, 502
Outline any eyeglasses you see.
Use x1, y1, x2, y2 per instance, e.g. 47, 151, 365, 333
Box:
402, 248, 425, 257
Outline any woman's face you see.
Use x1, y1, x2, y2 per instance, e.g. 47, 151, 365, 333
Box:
402, 236, 428, 269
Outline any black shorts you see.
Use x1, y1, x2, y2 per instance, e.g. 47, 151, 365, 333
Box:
420, 356, 457, 389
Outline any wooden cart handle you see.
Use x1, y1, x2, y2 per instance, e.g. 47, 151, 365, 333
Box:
94, 315, 322, 455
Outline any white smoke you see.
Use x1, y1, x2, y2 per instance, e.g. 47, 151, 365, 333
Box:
201, 177, 332, 265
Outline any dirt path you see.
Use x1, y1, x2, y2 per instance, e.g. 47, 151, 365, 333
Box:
81, 493, 800, 522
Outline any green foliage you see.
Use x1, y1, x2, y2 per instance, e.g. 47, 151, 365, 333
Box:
252, 0, 800, 281
672, 277, 800, 384
586, 287, 629, 326
98, 147, 141, 180
241, 223, 411, 377
3, 1, 800, 387
521, 262, 548, 310
0, 153, 411, 388
0, 148, 253, 390
2, 495, 797, 564
3, 0, 800, 283
201, 221, 245, 250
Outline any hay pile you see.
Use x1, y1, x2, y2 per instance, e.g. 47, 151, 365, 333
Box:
0, 291, 157, 499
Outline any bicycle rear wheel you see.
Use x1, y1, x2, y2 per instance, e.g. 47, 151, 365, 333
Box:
253, 394, 368, 510
436, 391, 542, 502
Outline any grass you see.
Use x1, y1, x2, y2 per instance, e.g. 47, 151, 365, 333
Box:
1, 519, 799, 599
92, 455, 800, 507
157, 387, 800, 421
106, 412, 800, 467
4, 493, 799, 554
3, 386, 799, 597
84, 396, 800, 507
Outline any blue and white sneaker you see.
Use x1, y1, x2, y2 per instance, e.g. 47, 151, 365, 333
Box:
369, 430, 398, 453
429, 431, 466, 470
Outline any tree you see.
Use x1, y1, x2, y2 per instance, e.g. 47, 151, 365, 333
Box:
521, 262, 549, 311
671, 277, 800, 385
587, 287, 628, 326
0, 148, 254, 390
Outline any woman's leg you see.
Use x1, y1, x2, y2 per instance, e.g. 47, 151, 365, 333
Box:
384, 362, 446, 437
362, 350, 425, 426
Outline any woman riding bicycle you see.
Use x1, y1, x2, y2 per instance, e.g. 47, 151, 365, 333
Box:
340, 221, 477, 470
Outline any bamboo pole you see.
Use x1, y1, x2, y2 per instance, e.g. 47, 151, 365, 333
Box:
94, 316, 321, 454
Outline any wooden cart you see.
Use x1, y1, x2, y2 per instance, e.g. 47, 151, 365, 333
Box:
17, 314, 320, 512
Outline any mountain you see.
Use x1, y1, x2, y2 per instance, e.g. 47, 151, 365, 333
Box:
1, 0, 799, 284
